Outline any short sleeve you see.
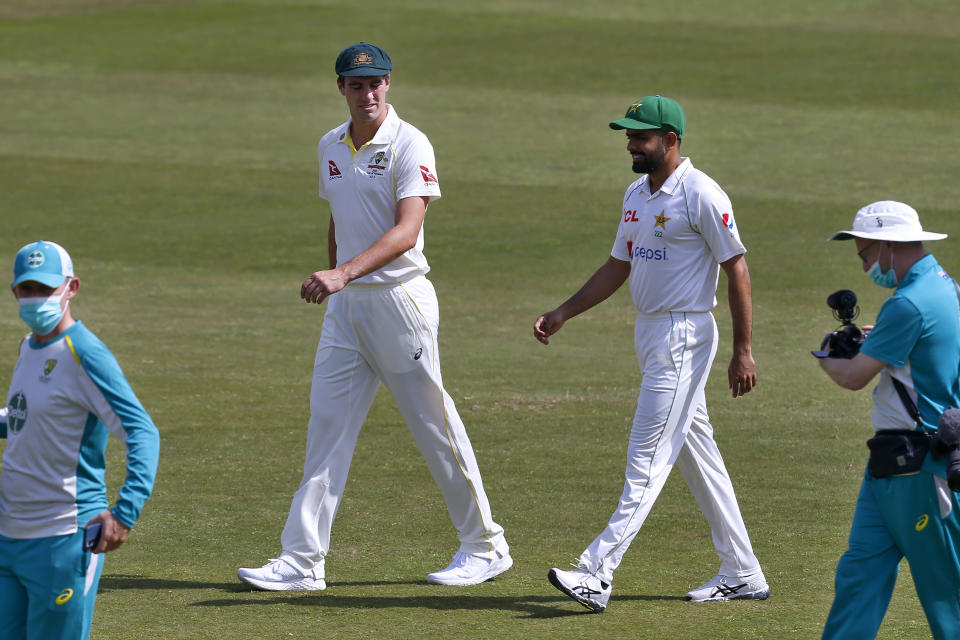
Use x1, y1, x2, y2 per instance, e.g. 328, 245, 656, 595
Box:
394, 134, 442, 203
861, 295, 923, 368
688, 181, 745, 263
610, 193, 631, 261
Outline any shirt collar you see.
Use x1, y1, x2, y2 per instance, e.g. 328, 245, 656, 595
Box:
640, 157, 692, 196
657, 157, 692, 195
338, 104, 399, 153
896, 253, 937, 289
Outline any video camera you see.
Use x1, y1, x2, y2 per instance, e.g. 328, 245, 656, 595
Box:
811, 289, 864, 359
933, 408, 960, 491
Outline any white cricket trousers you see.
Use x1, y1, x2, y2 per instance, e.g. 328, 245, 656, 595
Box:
579, 310, 761, 584
279, 275, 507, 573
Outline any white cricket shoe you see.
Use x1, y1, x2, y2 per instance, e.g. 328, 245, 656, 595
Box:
548, 567, 611, 613
684, 573, 770, 601
426, 551, 513, 585
237, 557, 326, 591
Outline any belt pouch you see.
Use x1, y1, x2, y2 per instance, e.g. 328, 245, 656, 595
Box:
867, 430, 931, 478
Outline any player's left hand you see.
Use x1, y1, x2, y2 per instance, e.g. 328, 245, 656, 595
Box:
728, 352, 757, 398
301, 269, 348, 305
87, 509, 131, 554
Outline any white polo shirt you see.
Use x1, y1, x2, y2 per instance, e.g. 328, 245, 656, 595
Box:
318, 105, 442, 284
611, 158, 746, 313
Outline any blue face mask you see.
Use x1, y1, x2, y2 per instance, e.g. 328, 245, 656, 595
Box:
867, 258, 898, 289
18, 288, 69, 336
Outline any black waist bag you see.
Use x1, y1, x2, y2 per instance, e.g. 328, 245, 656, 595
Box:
867, 430, 933, 478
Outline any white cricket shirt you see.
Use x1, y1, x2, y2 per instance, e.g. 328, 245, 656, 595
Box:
318, 105, 442, 284
611, 158, 746, 313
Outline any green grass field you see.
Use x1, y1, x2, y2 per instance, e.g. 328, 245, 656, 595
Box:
2, 1, 959, 638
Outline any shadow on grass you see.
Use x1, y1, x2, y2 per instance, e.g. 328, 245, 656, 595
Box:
101, 574, 683, 618
99, 575, 245, 592
192, 591, 684, 619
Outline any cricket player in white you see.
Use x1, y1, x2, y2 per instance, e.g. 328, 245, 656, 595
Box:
238, 42, 511, 591
535, 96, 768, 612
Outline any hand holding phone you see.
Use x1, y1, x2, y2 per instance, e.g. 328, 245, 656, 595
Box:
83, 522, 103, 552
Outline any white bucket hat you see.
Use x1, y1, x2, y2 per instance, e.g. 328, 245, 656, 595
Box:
828, 200, 947, 242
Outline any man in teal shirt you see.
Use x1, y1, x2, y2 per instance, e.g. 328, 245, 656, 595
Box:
818, 201, 960, 640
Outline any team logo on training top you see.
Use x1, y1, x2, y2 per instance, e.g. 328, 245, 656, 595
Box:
44, 359, 57, 376
721, 213, 735, 231
27, 250, 45, 268
419, 165, 437, 183
7, 392, 27, 433
328, 161, 342, 178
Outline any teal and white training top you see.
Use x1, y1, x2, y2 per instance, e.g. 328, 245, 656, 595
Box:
860, 254, 960, 436
0, 321, 159, 539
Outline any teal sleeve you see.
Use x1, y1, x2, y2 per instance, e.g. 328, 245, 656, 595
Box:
74, 330, 160, 529
860, 295, 923, 368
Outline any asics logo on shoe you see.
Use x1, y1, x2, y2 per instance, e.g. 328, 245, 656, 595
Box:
574, 585, 603, 597
711, 582, 746, 598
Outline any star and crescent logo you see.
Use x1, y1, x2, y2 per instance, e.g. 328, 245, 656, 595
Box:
653, 211, 670, 230
627, 101, 643, 116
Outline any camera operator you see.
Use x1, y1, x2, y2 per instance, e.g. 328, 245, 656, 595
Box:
817, 201, 960, 640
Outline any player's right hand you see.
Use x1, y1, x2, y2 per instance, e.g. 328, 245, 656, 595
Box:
534, 311, 564, 345
87, 509, 131, 554
301, 269, 347, 305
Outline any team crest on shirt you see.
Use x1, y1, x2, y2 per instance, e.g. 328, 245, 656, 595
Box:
652, 211, 670, 237
366, 150, 389, 177
40, 358, 58, 382
7, 392, 27, 433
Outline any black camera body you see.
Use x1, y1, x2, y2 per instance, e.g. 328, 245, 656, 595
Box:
933, 408, 960, 491
812, 289, 865, 359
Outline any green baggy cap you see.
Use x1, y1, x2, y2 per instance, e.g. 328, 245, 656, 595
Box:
610, 95, 685, 140
335, 42, 392, 77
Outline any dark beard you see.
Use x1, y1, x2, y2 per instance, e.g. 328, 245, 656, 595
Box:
632, 157, 661, 174
631, 146, 666, 174
633, 153, 666, 173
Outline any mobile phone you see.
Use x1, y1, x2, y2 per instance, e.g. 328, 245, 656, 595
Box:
83, 522, 103, 552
